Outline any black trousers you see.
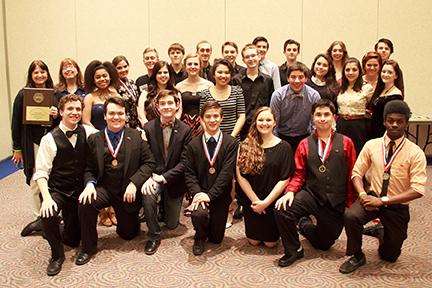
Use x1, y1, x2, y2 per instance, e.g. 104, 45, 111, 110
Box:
78, 186, 140, 254
191, 196, 231, 243
274, 189, 344, 255
41, 192, 80, 259
345, 200, 410, 262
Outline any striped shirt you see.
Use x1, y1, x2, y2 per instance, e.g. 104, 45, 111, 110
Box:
199, 86, 245, 135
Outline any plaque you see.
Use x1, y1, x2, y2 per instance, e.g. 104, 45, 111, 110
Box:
209, 167, 216, 174
22, 88, 54, 125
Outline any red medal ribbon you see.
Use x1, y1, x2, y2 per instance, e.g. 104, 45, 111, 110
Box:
202, 132, 223, 167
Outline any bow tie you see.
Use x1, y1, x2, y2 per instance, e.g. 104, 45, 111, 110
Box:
65, 130, 78, 138
160, 121, 174, 129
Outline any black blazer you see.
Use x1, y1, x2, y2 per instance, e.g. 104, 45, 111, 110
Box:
84, 127, 155, 211
144, 118, 192, 197
184, 132, 238, 202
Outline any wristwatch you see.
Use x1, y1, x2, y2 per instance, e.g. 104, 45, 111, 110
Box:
381, 196, 389, 206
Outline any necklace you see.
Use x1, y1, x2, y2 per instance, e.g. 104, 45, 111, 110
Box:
383, 85, 395, 95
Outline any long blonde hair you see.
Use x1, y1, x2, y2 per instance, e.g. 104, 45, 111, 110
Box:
238, 107, 276, 175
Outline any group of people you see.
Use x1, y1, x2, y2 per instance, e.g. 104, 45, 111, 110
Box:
10, 36, 427, 277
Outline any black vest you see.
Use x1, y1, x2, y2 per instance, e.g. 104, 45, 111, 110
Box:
48, 125, 87, 198
304, 133, 348, 208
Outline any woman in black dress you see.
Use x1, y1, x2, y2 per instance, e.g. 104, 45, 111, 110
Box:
236, 107, 294, 247
368, 59, 404, 139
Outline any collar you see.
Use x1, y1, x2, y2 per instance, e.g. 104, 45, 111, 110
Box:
204, 130, 221, 142
106, 127, 125, 138
384, 132, 404, 147
60, 122, 78, 134
286, 85, 305, 98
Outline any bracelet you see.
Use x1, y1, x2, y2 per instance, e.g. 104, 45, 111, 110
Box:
13, 149, 22, 153
358, 192, 367, 199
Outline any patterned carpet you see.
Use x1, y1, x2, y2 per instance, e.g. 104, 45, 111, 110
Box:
0, 169, 431, 288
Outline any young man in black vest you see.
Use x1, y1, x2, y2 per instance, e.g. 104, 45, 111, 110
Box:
274, 99, 357, 267
185, 100, 238, 255
76, 96, 155, 265
141, 90, 192, 255
34, 94, 96, 276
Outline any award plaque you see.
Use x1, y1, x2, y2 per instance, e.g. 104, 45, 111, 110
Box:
22, 87, 54, 125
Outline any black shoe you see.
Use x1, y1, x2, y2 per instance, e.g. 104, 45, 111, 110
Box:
144, 239, 161, 255
363, 223, 384, 238
339, 253, 366, 274
21, 218, 42, 237
47, 257, 65, 276
233, 205, 243, 220
192, 239, 205, 256
278, 248, 304, 267
75, 251, 94, 265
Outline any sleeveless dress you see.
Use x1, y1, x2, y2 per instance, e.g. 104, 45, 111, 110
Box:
181, 91, 202, 136
91, 103, 106, 130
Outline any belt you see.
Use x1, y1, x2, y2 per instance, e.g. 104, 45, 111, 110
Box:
338, 114, 365, 120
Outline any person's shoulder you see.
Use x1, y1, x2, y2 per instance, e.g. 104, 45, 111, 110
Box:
404, 138, 426, 155
304, 84, 320, 97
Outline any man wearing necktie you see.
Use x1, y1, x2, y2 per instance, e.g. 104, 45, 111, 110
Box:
33, 94, 96, 276
142, 90, 192, 255
340, 100, 427, 274
76, 96, 155, 266
185, 100, 238, 256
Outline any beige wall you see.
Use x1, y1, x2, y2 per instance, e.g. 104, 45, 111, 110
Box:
2, 0, 432, 159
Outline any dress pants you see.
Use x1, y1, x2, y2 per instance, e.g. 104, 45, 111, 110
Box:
274, 189, 344, 255
344, 200, 410, 262
79, 186, 140, 254
191, 196, 231, 243
41, 192, 80, 259
142, 185, 184, 241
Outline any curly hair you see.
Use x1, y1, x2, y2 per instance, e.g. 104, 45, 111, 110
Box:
237, 106, 275, 175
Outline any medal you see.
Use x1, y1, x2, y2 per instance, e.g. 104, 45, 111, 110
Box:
105, 128, 124, 167
382, 172, 390, 180
202, 132, 223, 172
317, 134, 332, 174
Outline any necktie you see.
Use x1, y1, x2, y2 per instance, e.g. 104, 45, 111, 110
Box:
386, 141, 395, 163
65, 130, 78, 138
207, 136, 216, 159
112, 134, 120, 150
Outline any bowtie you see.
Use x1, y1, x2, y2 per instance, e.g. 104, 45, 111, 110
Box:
65, 130, 78, 138
160, 121, 174, 129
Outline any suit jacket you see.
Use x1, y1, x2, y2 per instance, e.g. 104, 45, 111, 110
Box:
144, 118, 192, 197
184, 132, 238, 202
84, 127, 155, 211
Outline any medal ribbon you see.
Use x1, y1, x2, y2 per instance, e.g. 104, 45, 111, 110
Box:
317, 134, 332, 164
202, 132, 223, 167
382, 135, 406, 172
105, 128, 124, 159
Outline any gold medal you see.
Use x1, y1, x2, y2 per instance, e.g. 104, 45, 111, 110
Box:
319, 165, 327, 173
209, 167, 216, 174
112, 159, 118, 167
383, 172, 390, 181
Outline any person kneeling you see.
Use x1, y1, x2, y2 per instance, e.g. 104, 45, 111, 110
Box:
141, 90, 192, 255
185, 101, 237, 255
274, 99, 357, 267
339, 100, 427, 274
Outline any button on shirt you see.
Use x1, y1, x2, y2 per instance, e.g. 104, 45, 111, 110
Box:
270, 84, 320, 137
33, 123, 97, 181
